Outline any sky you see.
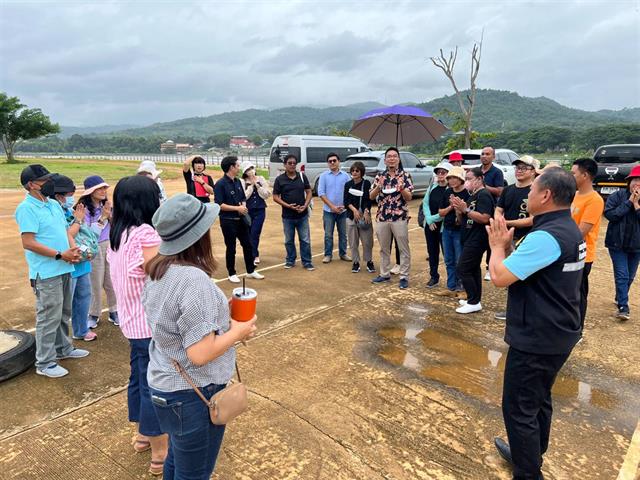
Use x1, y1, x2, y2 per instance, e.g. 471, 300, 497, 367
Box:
1, 0, 639, 126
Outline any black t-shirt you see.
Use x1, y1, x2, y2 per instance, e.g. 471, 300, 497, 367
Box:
429, 185, 448, 222
343, 179, 372, 220
213, 174, 246, 219
273, 172, 311, 219
439, 187, 471, 230
497, 184, 532, 240
183, 171, 215, 203
462, 188, 495, 245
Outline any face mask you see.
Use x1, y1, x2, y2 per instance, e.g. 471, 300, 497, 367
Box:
64, 196, 75, 209
39, 180, 55, 198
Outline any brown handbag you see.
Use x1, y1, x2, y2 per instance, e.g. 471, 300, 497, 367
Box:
172, 359, 248, 425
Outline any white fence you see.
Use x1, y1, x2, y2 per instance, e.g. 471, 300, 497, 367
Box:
15, 153, 271, 169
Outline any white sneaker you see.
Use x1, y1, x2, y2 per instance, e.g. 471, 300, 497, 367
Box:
322, 256, 332, 264
458, 299, 467, 306
247, 271, 265, 280
484, 270, 491, 281
228, 275, 241, 283
390, 264, 401, 275
456, 302, 482, 314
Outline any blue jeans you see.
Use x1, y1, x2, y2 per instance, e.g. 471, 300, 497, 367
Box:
442, 228, 463, 290
150, 384, 227, 480
249, 208, 266, 258
283, 215, 312, 266
322, 210, 348, 257
608, 249, 640, 310
71, 273, 92, 337
128, 339, 163, 436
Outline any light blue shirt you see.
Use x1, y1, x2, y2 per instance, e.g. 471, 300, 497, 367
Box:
15, 194, 74, 280
503, 230, 561, 280
318, 170, 350, 213
62, 206, 92, 279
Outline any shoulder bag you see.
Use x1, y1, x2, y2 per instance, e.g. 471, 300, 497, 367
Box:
299, 172, 313, 211
356, 181, 371, 230
172, 359, 248, 425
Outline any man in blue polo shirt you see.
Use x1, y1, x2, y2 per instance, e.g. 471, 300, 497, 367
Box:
15, 165, 89, 378
318, 152, 351, 263
487, 168, 584, 480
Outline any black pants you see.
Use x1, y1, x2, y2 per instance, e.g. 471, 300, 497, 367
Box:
502, 347, 570, 480
220, 218, 255, 276
457, 241, 485, 304
424, 225, 442, 281
579, 262, 592, 330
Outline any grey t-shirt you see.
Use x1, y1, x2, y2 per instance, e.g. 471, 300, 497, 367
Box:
143, 264, 236, 391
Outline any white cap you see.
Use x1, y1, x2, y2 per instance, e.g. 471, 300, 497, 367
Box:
137, 160, 162, 179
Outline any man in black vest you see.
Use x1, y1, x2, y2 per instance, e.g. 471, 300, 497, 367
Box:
486, 168, 585, 480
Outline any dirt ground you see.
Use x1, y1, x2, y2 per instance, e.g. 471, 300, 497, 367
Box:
0, 174, 638, 479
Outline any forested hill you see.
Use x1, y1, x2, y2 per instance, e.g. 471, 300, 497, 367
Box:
82, 90, 640, 139
113, 102, 385, 139
418, 90, 640, 132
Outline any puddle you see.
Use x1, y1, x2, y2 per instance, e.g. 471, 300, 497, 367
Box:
376, 324, 617, 410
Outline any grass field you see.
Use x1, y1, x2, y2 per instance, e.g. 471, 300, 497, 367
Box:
0, 158, 268, 189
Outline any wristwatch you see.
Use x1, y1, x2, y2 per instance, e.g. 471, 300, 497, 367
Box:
55, 251, 62, 260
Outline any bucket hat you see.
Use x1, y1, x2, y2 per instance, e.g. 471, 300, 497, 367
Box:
81, 175, 109, 197
625, 165, 640, 180
153, 193, 220, 256
446, 166, 466, 182
20, 164, 54, 186
434, 161, 453, 174
448, 152, 463, 163
137, 160, 162, 179
240, 161, 256, 176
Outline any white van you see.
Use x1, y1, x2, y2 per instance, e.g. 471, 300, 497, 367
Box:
269, 135, 370, 193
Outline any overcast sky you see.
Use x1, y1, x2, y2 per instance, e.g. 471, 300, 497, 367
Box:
1, 0, 638, 126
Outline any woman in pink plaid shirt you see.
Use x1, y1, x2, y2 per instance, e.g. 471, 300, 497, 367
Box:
107, 175, 167, 476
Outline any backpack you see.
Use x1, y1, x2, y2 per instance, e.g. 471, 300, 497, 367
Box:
75, 225, 99, 262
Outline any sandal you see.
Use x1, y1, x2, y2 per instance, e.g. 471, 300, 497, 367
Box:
132, 434, 151, 453
149, 459, 164, 476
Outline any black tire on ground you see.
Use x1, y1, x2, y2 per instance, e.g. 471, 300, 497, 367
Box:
0, 330, 35, 382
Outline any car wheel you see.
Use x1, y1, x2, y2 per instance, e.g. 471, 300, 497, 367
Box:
0, 330, 35, 382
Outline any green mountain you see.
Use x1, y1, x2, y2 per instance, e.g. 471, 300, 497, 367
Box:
96, 90, 640, 140
416, 89, 640, 132
116, 102, 385, 139
59, 124, 139, 137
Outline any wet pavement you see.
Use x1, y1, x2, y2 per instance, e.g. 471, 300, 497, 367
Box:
1, 174, 639, 479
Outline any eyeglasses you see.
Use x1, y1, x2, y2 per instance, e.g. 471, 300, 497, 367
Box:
515, 166, 534, 172
286, 161, 297, 165
327, 159, 338, 164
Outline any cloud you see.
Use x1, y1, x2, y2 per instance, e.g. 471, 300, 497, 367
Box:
0, 0, 638, 126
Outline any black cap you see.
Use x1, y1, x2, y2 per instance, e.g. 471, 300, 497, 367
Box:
20, 164, 53, 186
50, 174, 76, 196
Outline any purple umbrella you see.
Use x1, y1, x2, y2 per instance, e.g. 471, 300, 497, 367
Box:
349, 105, 448, 146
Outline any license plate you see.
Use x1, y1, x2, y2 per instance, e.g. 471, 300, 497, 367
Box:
600, 187, 619, 194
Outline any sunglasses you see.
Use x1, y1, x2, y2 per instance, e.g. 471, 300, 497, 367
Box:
327, 159, 338, 164
286, 161, 297, 165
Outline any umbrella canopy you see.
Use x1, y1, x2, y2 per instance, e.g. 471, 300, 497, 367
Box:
350, 105, 448, 146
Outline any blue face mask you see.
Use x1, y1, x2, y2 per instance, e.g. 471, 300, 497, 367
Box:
64, 196, 75, 209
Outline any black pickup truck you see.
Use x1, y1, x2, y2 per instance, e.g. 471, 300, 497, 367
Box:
592, 144, 640, 197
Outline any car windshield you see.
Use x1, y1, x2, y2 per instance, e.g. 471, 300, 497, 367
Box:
270, 146, 301, 163
594, 146, 640, 164
343, 156, 381, 169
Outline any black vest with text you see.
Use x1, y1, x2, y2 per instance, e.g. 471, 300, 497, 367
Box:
506, 209, 586, 355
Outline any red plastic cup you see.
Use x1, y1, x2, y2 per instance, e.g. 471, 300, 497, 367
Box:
230, 287, 257, 322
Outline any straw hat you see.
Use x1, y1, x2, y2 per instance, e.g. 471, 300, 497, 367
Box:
446, 166, 466, 182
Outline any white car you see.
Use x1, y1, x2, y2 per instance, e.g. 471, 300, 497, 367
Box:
442, 149, 518, 185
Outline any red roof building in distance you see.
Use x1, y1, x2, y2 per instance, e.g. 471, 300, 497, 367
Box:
230, 136, 257, 149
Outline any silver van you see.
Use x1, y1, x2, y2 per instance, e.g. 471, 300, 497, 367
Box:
269, 135, 370, 193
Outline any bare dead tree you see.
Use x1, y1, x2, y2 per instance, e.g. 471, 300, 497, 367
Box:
430, 32, 483, 149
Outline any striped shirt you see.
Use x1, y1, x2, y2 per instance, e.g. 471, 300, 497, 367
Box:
107, 224, 160, 339
143, 265, 236, 392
